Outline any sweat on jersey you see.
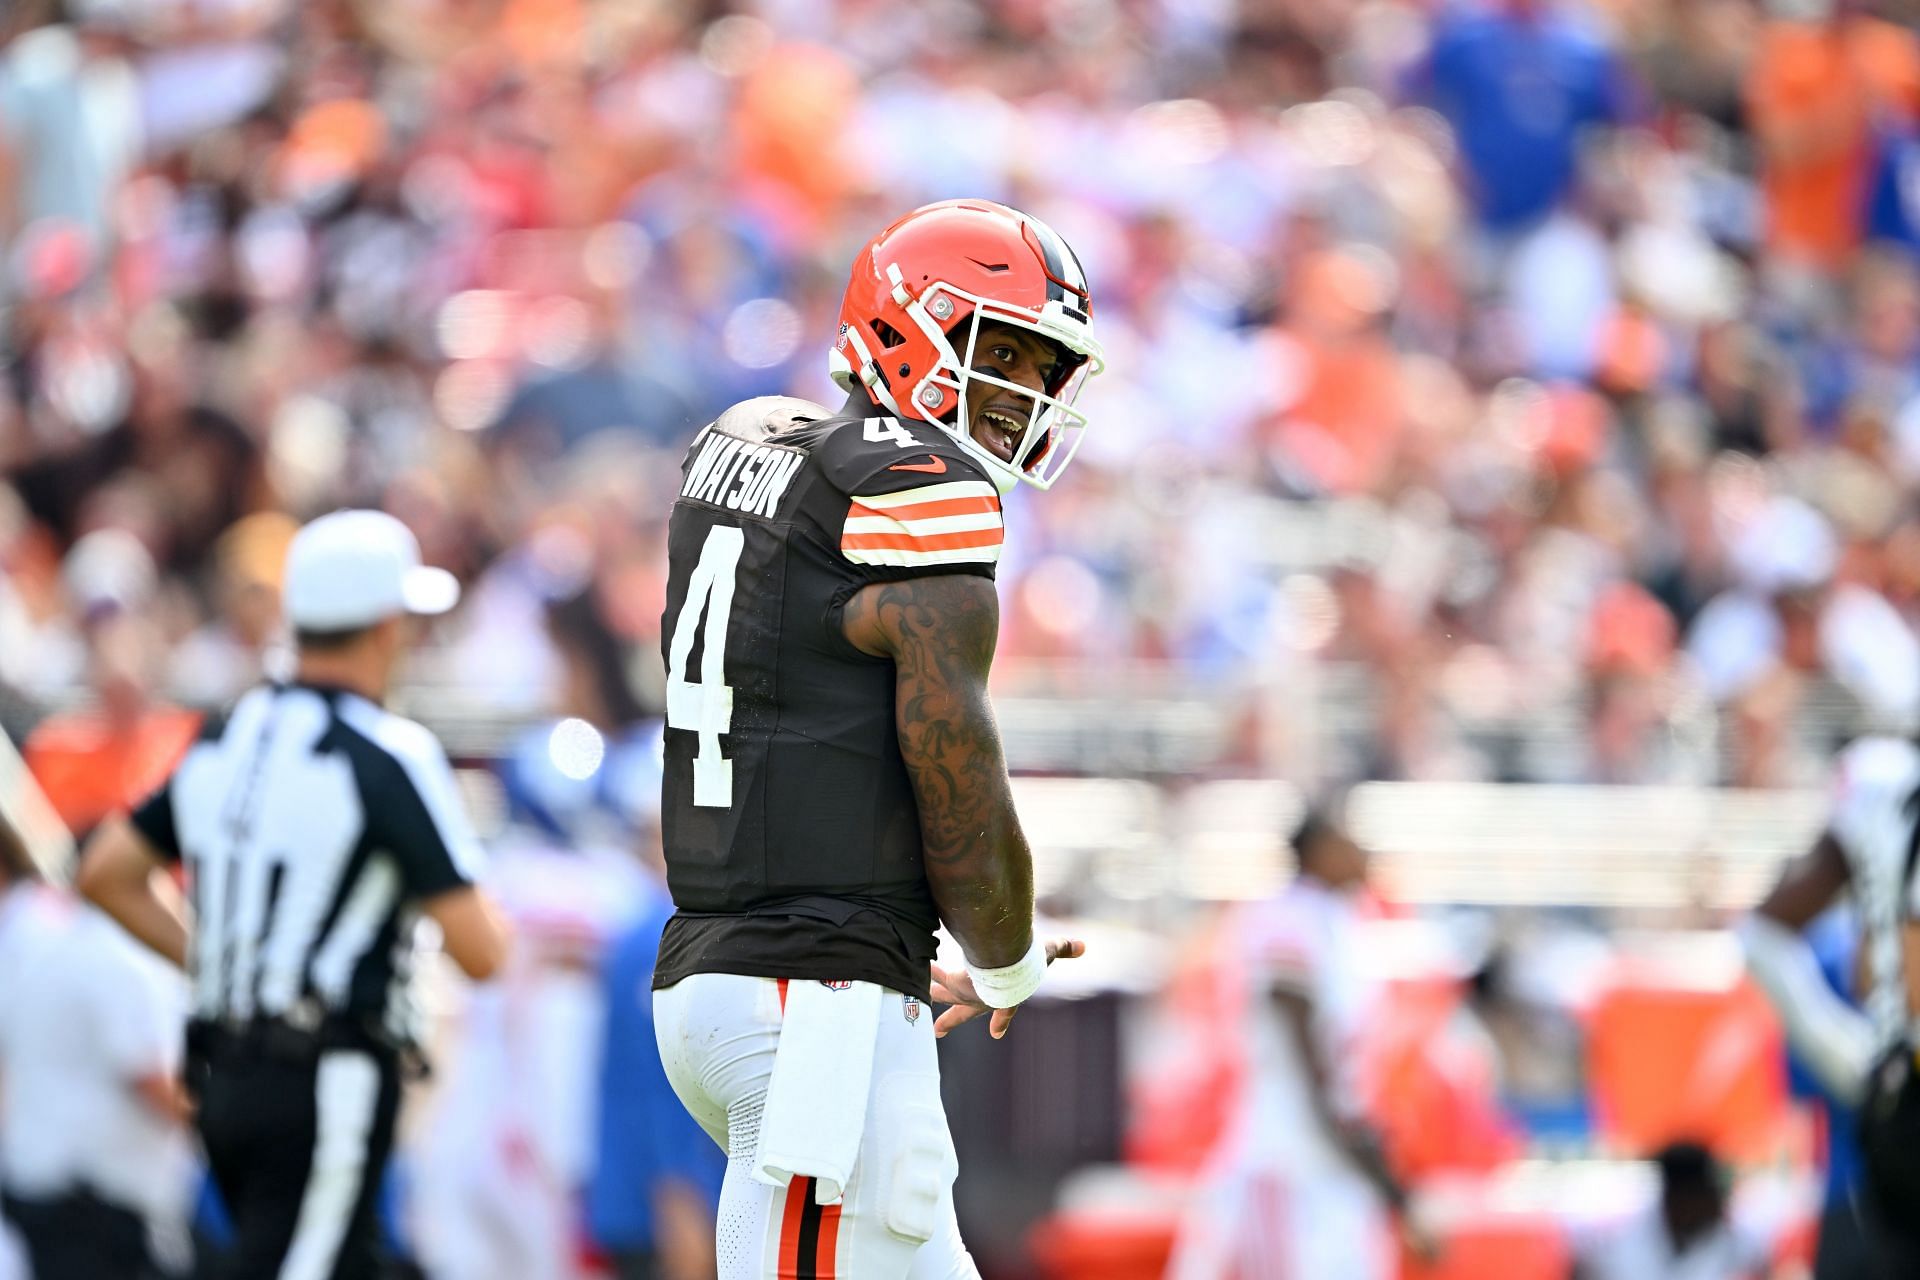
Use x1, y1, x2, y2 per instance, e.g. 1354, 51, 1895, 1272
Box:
653, 403, 1005, 1003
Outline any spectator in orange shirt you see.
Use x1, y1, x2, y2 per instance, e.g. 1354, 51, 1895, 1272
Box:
1265, 246, 1406, 495
23, 531, 199, 840
1748, 0, 1920, 272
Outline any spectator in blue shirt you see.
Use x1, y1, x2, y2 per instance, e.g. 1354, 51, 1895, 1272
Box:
588, 876, 725, 1280
1417, 0, 1633, 234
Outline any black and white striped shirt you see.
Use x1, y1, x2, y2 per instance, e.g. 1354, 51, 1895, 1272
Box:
1829, 736, 1920, 1052
131, 681, 482, 1044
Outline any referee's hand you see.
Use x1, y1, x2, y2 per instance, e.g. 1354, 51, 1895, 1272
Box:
929, 938, 1085, 1040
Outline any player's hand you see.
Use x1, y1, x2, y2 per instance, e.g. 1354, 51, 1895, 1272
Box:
929, 938, 1084, 1040
1396, 1204, 1443, 1267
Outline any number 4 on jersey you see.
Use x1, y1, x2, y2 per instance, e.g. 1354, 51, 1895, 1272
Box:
667, 526, 744, 808
863, 417, 917, 448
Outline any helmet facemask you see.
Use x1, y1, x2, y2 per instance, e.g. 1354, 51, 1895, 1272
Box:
890, 275, 1103, 492
828, 201, 1106, 491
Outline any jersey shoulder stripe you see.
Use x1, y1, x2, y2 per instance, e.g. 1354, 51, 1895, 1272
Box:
848, 479, 998, 509
801, 415, 993, 497
837, 543, 1005, 568
841, 479, 1002, 567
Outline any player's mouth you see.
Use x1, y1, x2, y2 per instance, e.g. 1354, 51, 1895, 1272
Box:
974, 403, 1030, 463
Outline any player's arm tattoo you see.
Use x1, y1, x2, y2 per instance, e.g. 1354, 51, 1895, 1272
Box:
845, 573, 1034, 969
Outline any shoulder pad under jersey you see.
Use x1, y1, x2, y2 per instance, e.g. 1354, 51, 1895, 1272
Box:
712, 395, 834, 444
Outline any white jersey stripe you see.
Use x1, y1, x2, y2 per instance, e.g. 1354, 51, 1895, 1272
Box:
178, 687, 275, 1018
193, 844, 232, 1019
308, 855, 402, 1005
279, 1050, 382, 1280
252, 741, 364, 1017
842, 512, 1004, 538
1828, 736, 1920, 1046
850, 480, 998, 509
841, 544, 1002, 568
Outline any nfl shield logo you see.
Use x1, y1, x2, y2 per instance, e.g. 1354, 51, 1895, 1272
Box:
903, 997, 921, 1025
822, 980, 853, 992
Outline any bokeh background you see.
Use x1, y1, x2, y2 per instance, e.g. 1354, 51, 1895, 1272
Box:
5, 0, 1920, 1275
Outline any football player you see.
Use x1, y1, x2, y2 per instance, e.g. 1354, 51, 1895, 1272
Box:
1743, 736, 1920, 1275
1169, 803, 1433, 1280
650, 200, 1098, 1279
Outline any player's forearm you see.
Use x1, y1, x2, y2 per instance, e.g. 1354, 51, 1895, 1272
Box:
851, 571, 1036, 968
1335, 1121, 1411, 1215
133, 1071, 194, 1127
870, 574, 1036, 969
77, 820, 191, 969
92, 878, 191, 970
1276, 988, 1408, 1209
905, 693, 1035, 968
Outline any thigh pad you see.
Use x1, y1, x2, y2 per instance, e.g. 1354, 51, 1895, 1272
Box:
869, 1073, 958, 1246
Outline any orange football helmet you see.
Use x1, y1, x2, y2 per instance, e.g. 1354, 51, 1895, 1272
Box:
830, 199, 1105, 491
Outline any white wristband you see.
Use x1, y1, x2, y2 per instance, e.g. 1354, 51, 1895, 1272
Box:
971, 938, 1047, 1009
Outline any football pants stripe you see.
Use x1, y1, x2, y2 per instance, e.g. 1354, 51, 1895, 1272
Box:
795, 1177, 828, 1279
778, 1175, 808, 1277
817, 1199, 842, 1277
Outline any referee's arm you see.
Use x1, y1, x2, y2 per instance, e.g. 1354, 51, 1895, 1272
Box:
421, 883, 509, 981
77, 815, 190, 971
367, 726, 511, 982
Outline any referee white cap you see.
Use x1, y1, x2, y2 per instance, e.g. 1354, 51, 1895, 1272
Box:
284, 509, 461, 630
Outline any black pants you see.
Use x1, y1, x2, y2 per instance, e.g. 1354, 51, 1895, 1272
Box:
1, 1186, 154, 1280
1815, 1197, 1874, 1279
610, 1252, 658, 1280
193, 1038, 401, 1280
1858, 1049, 1920, 1278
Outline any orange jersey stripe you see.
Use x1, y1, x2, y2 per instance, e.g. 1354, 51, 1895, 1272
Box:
848, 495, 1000, 522
841, 528, 1005, 553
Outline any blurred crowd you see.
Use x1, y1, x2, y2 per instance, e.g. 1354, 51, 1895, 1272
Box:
9, 0, 1920, 799
13, 5, 1914, 1274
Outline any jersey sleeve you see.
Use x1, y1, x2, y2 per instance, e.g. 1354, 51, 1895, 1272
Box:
128, 779, 182, 863
813, 417, 1005, 578
1827, 736, 1920, 870
126, 709, 231, 863
367, 723, 485, 899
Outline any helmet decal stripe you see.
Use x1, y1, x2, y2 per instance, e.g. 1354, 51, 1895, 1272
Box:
1024, 214, 1089, 313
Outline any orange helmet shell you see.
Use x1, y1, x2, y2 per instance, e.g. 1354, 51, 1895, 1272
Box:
831, 200, 1103, 489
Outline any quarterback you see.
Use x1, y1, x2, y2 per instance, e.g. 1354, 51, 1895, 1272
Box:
651, 200, 1098, 1278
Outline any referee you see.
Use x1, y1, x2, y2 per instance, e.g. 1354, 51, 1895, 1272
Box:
78, 509, 510, 1280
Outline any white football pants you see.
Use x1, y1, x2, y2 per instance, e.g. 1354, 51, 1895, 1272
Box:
654, 973, 979, 1280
